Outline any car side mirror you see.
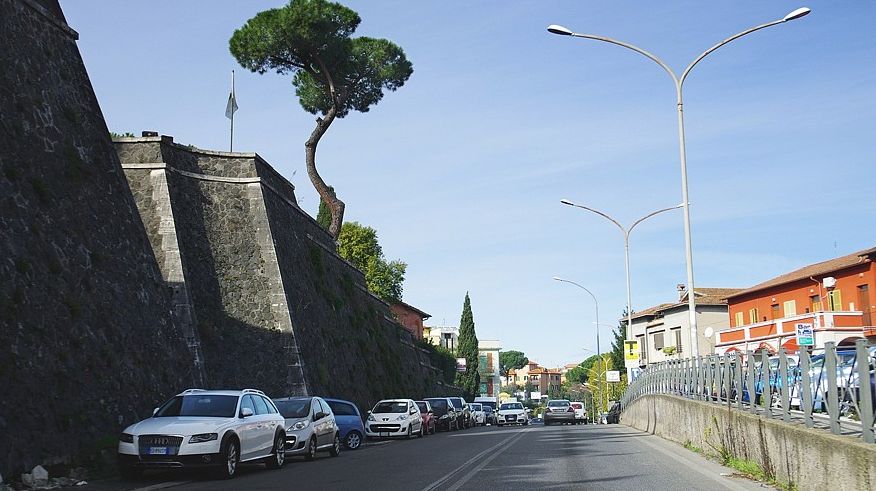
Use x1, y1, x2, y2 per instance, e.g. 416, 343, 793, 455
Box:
240, 407, 254, 418
314, 412, 326, 420
410, 409, 417, 415
367, 410, 372, 414
152, 407, 159, 416
428, 410, 433, 414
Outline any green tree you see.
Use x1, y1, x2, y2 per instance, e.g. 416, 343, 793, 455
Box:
336, 222, 406, 302
499, 350, 528, 376
564, 355, 600, 385
230, 0, 413, 240
610, 309, 629, 374
587, 354, 628, 414
316, 185, 335, 231
455, 293, 480, 399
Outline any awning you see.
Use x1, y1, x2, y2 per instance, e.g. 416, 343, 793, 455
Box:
781, 337, 799, 353
754, 342, 776, 354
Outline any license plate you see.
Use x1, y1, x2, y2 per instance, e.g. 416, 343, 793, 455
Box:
380, 432, 389, 437
148, 447, 168, 455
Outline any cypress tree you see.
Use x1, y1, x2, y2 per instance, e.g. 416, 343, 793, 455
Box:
455, 292, 480, 399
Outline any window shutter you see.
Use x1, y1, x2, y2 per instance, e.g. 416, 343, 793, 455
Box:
783, 300, 797, 317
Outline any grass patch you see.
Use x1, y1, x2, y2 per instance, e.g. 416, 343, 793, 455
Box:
725, 457, 797, 491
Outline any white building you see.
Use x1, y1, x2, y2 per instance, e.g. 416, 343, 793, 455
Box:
423, 325, 458, 352
478, 340, 501, 398
628, 285, 742, 366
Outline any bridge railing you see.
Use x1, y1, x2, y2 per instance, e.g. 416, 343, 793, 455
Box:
620, 339, 875, 444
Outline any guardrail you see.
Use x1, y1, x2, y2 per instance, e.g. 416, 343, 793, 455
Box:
620, 338, 875, 443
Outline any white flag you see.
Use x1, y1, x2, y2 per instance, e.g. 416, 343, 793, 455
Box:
225, 90, 238, 119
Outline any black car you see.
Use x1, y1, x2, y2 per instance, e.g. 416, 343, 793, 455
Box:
605, 402, 621, 424
447, 397, 471, 428
423, 398, 459, 431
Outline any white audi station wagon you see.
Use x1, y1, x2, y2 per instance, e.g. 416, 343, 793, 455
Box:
117, 389, 286, 479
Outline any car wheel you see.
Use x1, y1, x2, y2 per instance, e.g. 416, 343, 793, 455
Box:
216, 438, 239, 479
406, 425, 412, 439
344, 431, 362, 450
430, 422, 436, 434
418, 424, 424, 438
329, 434, 341, 457
118, 464, 142, 480
266, 433, 285, 469
304, 437, 317, 461
497, 423, 503, 427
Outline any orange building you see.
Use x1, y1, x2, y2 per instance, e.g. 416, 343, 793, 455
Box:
716, 247, 876, 354
390, 300, 431, 339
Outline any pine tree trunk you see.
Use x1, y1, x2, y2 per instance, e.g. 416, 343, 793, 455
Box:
305, 106, 344, 239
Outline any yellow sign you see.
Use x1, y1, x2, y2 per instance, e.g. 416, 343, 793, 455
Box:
623, 340, 639, 361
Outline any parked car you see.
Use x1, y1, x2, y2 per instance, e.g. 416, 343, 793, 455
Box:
415, 400, 437, 435
448, 397, 472, 428
273, 396, 341, 460
497, 401, 527, 426
570, 401, 586, 424
605, 401, 621, 424
544, 399, 576, 426
118, 388, 286, 479
324, 398, 366, 450
423, 397, 459, 431
474, 398, 498, 425
365, 399, 424, 439
469, 403, 486, 426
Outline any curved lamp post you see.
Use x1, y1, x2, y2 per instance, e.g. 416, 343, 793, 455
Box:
553, 276, 608, 416
561, 199, 681, 373
548, 7, 811, 357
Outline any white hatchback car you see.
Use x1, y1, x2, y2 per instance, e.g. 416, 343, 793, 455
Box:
469, 403, 486, 426
497, 401, 528, 426
365, 399, 424, 438
117, 389, 286, 479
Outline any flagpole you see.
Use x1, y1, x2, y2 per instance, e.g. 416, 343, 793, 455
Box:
230, 70, 235, 152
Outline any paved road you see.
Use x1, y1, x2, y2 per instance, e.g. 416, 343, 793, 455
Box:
95, 424, 767, 491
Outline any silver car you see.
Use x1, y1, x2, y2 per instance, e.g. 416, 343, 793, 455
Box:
273, 396, 341, 460
544, 399, 576, 425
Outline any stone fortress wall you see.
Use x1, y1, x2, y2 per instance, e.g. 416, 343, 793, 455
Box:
0, 0, 455, 479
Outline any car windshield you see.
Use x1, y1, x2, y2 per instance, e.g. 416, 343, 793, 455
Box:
274, 398, 311, 418
416, 402, 429, 412
470, 403, 482, 411
449, 398, 464, 407
480, 402, 496, 411
500, 403, 523, 410
155, 395, 238, 418
426, 399, 447, 410
373, 401, 408, 413
548, 400, 570, 407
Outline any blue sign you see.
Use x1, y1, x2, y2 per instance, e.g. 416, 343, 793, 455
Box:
795, 323, 814, 346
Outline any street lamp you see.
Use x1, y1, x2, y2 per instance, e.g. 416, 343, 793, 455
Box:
553, 276, 608, 416
561, 199, 681, 373
548, 8, 811, 357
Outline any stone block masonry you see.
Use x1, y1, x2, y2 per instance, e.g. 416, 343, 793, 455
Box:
117, 136, 451, 418
0, 0, 196, 477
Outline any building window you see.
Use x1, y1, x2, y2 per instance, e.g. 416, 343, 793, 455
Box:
672, 328, 682, 353
828, 289, 843, 311
810, 295, 822, 312
653, 331, 665, 351
637, 334, 647, 362
783, 300, 797, 317
770, 304, 780, 320
748, 308, 759, 324
735, 312, 744, 327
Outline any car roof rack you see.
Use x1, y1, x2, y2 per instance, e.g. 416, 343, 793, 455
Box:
180, 388, 206, 394
242, 388, 266, 396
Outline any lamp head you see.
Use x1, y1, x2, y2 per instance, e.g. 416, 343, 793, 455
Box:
547, 24, 574, 36
552, 276, 564, 282
783, 7, 811, 22
560, 199, 575, 206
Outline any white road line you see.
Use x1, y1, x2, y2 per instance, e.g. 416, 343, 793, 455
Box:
446, 429, 530, 491
130, 481, 192, 491
420, 428, 531, 491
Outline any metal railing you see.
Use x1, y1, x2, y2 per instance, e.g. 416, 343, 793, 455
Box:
620, 338, 875, 443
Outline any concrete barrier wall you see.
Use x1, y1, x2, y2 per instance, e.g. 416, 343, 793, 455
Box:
621, 395, 876, 491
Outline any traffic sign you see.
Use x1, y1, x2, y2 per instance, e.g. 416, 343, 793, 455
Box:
623, 339, 639, 368
795, 323, 814, 346
606, 370, 620, 383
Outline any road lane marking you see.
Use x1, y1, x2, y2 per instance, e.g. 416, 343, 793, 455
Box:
421, 428, 532, 491
446, 430, 529, 491
130, 481, 192, 491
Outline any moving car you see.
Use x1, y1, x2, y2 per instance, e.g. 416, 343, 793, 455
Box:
497, 401, 527, 426
469, 403, 486, 426
273, 396, 341, 461
324, 398, 366, 450
423, 397, 459, 431
544, 399, 576, 426
415, 400, 437, 435
365, 399, 424, 439
570, 401, 586, 424
117, 388, 286, 479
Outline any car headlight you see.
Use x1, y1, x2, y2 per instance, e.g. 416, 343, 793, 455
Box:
396, 414, 407, 421
367, 414, 376, 422
189, 433, 218, 444
291, 420, 310, 431
439, 414, 448, 419
119, 433, 134, 443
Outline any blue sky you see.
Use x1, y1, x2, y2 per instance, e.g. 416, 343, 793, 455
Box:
63, 1, 876, 368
